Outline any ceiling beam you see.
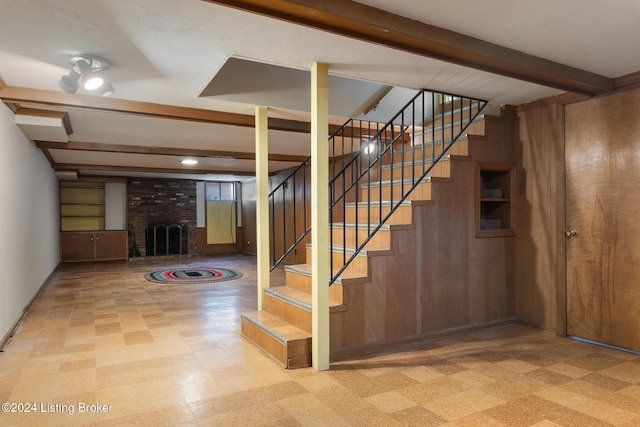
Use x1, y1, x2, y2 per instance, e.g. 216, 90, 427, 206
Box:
53, 163, 257, 176
0, 86, 329, 134
203, 0, 615, 96
16, 107, 73, 135
36, 140, 308, 163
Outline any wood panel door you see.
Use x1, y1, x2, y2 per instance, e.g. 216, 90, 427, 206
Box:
565, 90, 640, 351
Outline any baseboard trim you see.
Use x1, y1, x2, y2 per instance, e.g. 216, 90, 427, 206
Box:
330, 318, 517, 362
0, 262, 60, 352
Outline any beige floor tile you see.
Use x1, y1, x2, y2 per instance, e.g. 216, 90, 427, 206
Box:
546, 362, 593, 378
278, 392, 351, 426
122, 330, 154, 345
365, 390, 418, 413
602, 361, 640, 384
422, 389, 504, 421
2, 256, 640, 426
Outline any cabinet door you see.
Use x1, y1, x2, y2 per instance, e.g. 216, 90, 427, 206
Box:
94, 231, 127, 260
60, 232, 95, 261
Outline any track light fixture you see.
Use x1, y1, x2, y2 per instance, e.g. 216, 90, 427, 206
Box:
58, 54, 114, 97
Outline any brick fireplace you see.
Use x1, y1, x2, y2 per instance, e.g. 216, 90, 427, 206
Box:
127, 179, 197, 256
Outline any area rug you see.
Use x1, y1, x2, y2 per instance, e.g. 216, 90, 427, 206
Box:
145, 267, 242, 284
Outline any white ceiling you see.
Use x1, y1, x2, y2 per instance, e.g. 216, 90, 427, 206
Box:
1, 0, 639, 180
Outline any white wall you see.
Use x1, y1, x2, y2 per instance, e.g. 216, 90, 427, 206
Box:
105, 182, 126, 230
196, 181, 205, 228
0, 104, 59, 342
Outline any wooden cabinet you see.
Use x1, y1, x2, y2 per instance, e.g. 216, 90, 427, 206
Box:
476, 162, 515, 238
60, 230, 128, 262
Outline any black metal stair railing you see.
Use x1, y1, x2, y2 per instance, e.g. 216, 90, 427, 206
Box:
269, 118, 387, 270
268, 88, 487, 285
328, 89, 487, 284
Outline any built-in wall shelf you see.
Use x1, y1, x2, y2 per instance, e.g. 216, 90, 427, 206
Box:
60, 181, 105, 231
476, 162, 515, 238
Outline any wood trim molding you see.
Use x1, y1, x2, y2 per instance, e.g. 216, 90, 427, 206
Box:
0, 86, 341, 134
15, 107, 73, 135
614, 70, 640, 91
53, 163, 257, 176
35, 140, 308, 163
202, 0, 615, 96
519, 70, 640, 111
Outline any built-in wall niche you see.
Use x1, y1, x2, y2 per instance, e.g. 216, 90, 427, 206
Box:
60, 181, 105, 231
476, 162, 515, 238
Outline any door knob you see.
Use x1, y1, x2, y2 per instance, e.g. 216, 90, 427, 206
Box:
565, 228, 577, 238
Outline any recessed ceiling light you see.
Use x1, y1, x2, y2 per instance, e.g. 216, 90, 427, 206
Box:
181, 159, 198, 165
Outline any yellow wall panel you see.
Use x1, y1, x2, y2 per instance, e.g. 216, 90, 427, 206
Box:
206, 201, 236, 244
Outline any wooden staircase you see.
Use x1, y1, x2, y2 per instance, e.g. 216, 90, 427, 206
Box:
241, 98, 503, 368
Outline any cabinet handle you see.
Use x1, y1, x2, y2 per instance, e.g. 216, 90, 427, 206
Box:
90, 237, 94, 241
565, 228, 578, 238
96, 237, 99, 240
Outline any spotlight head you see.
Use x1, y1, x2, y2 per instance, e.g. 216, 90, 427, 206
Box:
61, 54, 114, 96
82, 70, 104, 90
58, 70, 80, 93
97, 82, 115, 97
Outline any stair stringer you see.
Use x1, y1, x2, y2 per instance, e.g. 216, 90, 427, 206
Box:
240, 107, 517, 367
328, 110, 518, 361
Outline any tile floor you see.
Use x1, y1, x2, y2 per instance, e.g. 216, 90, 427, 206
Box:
1, 254, 640, 426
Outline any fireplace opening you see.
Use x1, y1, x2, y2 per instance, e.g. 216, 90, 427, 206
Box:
145, 224, 188, 256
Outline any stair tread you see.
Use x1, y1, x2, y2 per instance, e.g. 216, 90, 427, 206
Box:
330, 222, 412, 230
381, 155, 450, 170
266, 285, 343, 308
242, 310, 310, 342
345, 200, 409, 207
399, 133, 468, 150
305, 242, 392, 257
361, 176, 452, 188
285, 263, 369, 284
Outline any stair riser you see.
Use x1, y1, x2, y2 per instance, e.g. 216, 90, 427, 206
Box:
380, 160, 451, 181
331, 227, 390, 250
344, 204, 412, 225
361, 181, 433, 202
263, 293, 311, 333
241, 317, 311, 369
419, 119, 485, 142
396, 139, 469, 158
305, 246, 369, 276
427, 108, 481, 129
285, 270, 344, 304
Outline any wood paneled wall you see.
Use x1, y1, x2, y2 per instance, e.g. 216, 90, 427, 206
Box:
330, 111, 520, 359
515, 103, 565, 333
515, 87, 640, 336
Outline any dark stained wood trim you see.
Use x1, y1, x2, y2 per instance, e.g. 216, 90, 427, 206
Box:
0, 86, 255, 126
0, 86, 328, 134
202, 0, 615, 96
53, 163, 258, 176
40, 147, 56, 167
5, 102, 20, 113
15, 107, 73, 135
614, 70, 640, 91
519, 70, 640, 111
35, 140, 308, 163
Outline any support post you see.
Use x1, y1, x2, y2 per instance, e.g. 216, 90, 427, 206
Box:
255, 106, 270, 310
311, 63, 330, 371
